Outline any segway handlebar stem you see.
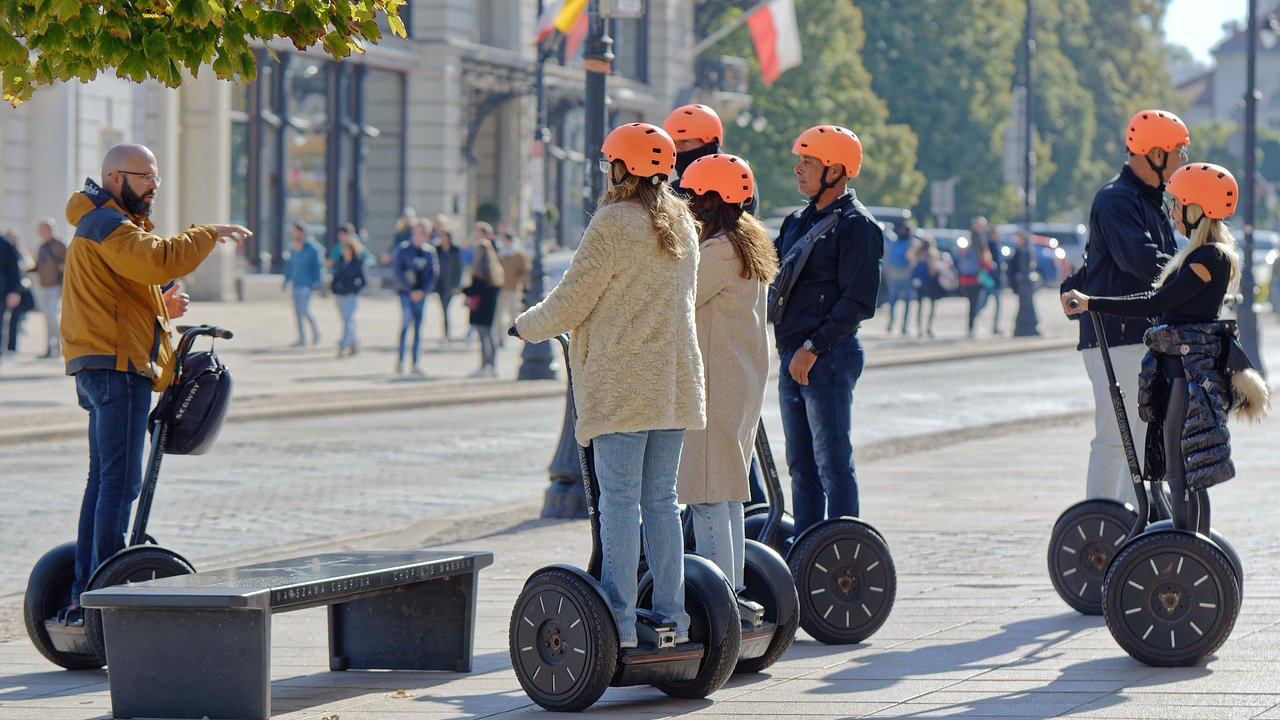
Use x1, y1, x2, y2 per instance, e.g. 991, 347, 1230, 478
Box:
554, 335, 605, 580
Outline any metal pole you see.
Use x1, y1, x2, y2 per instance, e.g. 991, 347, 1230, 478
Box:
1013, 0, 1041, 337
541, 0, 614, 518
517, 48, 558, 381
1241, 0, 1267, 374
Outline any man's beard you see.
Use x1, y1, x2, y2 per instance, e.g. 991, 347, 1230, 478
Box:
120, 177, 154, 218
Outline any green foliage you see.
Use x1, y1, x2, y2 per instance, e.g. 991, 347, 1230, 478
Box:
698, 0, 925, 213
0, 0, 406, 106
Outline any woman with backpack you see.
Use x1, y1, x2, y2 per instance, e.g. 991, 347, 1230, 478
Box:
955, 232, 993, 338
512, 122, 703, 649
330, 224, 370, 357
463, 232, 504, 376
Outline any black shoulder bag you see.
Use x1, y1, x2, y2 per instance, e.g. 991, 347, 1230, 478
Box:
767, 212, 840, 325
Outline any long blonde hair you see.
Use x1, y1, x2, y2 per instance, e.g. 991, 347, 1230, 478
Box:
599, 162, 694, 259
1156, 204, 1240, 292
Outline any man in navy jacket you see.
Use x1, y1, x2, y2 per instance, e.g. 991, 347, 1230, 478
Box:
393, 224, 439, 375
1075, 110, 1188, 505
773, 125, 882, 536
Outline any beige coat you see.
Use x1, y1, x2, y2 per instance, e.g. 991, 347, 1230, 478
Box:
676, 235, 770, 505
515, 200, 705, 446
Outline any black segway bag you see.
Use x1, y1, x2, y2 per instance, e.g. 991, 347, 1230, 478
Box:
152, 349, 234, 455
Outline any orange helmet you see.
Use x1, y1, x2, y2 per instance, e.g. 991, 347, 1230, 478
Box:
792, 125, 863, 178
663, 104, 724, 145
1166, 162, 1239, 220
680, 154, 755, 205
1126, 109, 1190, 156
602, 122, 676, 179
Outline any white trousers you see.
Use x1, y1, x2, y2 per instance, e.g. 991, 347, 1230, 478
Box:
1082, 345, 1147, 507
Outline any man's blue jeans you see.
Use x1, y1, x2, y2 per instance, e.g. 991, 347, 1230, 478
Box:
778, 336, 865, 537
593, 429, 690, 646
71, 370, 152, 600
291, 286, 319, 343
398, 293, 426, 366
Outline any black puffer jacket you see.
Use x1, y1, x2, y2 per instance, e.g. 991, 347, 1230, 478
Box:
1137, 322, 1236, 490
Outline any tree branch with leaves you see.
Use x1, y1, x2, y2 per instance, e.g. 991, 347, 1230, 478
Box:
0, 0, 406, 106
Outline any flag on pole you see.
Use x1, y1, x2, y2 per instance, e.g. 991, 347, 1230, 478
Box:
746, 0, 803, 86
535, 0, 589, 46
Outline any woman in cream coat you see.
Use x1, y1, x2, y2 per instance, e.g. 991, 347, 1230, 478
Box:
513, 123, 704, 649
675, 153, 778, 595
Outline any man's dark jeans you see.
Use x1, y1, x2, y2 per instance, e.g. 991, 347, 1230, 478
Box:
398, 293, 426, 366
71, 369, 151, 600
778, 336, 865, 537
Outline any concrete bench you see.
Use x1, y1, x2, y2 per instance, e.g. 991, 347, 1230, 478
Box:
81, 550, 494, 720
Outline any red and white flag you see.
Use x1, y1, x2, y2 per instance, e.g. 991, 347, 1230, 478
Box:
747, 0, 803, 86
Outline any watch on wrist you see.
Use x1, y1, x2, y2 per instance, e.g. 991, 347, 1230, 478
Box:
802, 340, 817, 354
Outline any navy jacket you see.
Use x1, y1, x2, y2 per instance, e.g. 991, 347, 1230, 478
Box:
773, 191, 883, 354
1078, 166, 1178, 349
393, 241, 439, 295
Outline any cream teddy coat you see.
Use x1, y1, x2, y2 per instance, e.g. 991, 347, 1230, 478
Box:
676, 234, 770, 505
515, 199, 706, 446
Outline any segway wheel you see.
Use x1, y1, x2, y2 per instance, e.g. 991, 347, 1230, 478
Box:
1048, 499, 1137, 615
84, 548, 195, 664
510, 567, 617, 712
1102, 530, 1240, 667
735, 540, 799, 674
642, 554, 741, 699
23, 542, 103, 670
790, 519, 896, 645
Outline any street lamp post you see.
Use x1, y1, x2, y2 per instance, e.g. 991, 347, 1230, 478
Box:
540, 0, 614, 519
1240, 0, 1269, 375
517, 45, 558, 381
1013, 0, 1041, 337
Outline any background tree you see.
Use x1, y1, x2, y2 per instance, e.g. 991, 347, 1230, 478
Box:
0, 0, 406, 106
696, 0, 925, 214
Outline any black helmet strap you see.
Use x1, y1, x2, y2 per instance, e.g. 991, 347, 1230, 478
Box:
810, 164, 847, 202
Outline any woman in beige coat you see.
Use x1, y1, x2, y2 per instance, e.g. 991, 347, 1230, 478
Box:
513, 123, 704, 649
675, 154, 778, 595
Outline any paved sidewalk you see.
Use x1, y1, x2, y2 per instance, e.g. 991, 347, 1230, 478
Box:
2, 416, 1276, 719
0, 289, 1079, 444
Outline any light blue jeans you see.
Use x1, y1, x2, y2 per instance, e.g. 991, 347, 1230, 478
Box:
336, 294, 359, 351
593, 429, 689, 645
688, 501, 745, 594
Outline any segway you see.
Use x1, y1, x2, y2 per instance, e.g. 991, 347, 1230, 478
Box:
509, 335, 741, 712
1047, 306, 1242, 616
1068, 302, 1241, 666
743, 420, 897, 645
24, 325, 234, 669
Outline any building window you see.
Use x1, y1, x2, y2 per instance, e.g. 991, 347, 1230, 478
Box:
611, 15, 648, 83
234, 53, 406, 271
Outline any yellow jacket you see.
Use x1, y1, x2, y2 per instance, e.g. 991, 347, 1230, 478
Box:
61, 179, 220, 391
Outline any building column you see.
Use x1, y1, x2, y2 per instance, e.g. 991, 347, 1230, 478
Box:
178, 73, 236, 301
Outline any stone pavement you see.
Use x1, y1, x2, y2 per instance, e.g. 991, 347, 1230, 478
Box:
1, 415, 1277, 719
0, 288, 1079, 444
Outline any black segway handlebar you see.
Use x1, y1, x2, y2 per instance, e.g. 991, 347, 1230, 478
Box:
175, 325, 234, 341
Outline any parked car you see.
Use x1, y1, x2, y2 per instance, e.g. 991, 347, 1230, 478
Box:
994, 232, 1071, 289
997, 222, 1087, 270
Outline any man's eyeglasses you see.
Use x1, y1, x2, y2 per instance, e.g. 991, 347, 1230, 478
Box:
117, 171, 162, 187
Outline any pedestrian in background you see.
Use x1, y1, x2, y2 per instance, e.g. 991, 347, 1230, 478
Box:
431, 214, 462, 342
28, 220, 67, 358
463, 225, 503, 376
496, 229, 531, 348
883, 221, 915, 335
985, 227, 1006, 334
910, 233, 949, 338
282, 222, 324, 347
0, 229, 26, 361
393, 222, 439, 375
330, 223, 370, 357
393, 207, 417, 248
955, 217, 994, 338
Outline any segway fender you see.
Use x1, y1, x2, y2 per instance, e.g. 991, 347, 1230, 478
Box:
83, 545, 196, 597
787, 515, 883, 562
743, 540, 797, 627
679, 554, 736, 648
1141, 520, 1242, 580
527, 563, 608, 598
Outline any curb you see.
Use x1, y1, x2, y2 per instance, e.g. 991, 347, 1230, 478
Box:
0, 337, 1076, 447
